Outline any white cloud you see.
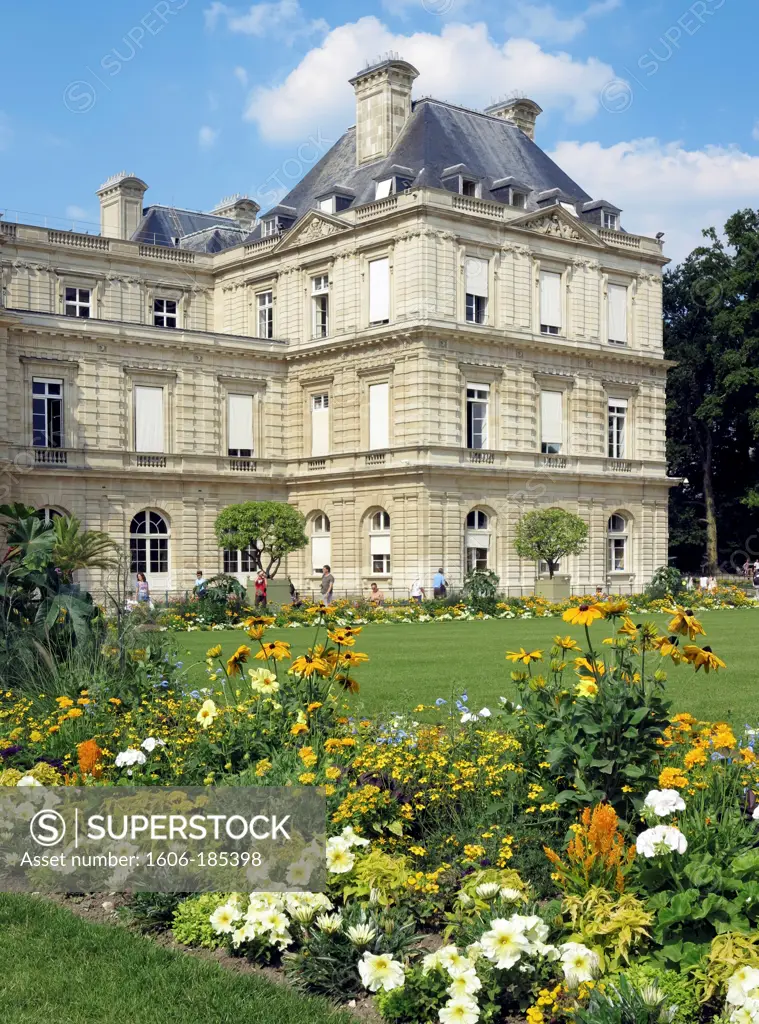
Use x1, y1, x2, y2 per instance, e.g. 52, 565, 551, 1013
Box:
244, 17, 617, 142
234, 65, 249, 86
551, 138, 759, 264
752, 120, 759, 142
198, 125, 219, 149
0, 112, 12, 151
205, 0, 328, 40
504, 0, 620, 44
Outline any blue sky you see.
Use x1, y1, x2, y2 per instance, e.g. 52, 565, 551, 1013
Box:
1, 0, 757, 262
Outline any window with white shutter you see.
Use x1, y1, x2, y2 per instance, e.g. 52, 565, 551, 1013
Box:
539, 271, 562, 334
368, 382, 390, 450
311, 513, 331, 572
134, 386, 165, 453
369, 510, 391, 574
369, 257, 390, 324
608, 397, 627, 458
311, 393, 330, 456
465, 257, 488, 324
228, 394, 254, 457
375, 179, 393, 200
466, 385, 489, 449
540, 390, 563, 454
608, 284, 628, 345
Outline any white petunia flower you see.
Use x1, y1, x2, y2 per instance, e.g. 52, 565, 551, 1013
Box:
559, 942, 600, 986
16, 776, 43, 787
478, 707, 491, 718
636, 825, 688, 858
210, 903, 241, 934
447, 970, 482, 998
727, 967, 759, 1007
439, 996, 481, 1024
114, 748, 147, 768
643, 789, 686, 817
326, 836, 355, 874
340, 825, 371, 848
480, 917, 529, 969
358, 951, 405, 993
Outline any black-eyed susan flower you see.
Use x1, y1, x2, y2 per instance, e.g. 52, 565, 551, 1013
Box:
339, 651, 369, 667
290, 653, 329, 678
553, 635, 581, 652
255, 640, 292, 662
205, 644, 222, 658
562, 604, 604, 627
226, 644, 251, 677
682, 644, 726, 673
505, 648, 544, 665
664, 605, 706, 641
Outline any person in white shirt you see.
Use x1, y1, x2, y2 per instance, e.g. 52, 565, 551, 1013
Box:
410, 576, 425, 603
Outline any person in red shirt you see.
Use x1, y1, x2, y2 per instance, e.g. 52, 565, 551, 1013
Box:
254, 571, 267, 607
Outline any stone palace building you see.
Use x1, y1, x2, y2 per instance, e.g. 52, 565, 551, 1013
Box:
0, 57, 672, 598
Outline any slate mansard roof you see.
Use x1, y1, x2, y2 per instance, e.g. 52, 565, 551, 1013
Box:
128, 95, 604, 253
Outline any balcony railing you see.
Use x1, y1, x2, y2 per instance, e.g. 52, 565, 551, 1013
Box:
34, 448, 68, 465
229, 458, 257, 472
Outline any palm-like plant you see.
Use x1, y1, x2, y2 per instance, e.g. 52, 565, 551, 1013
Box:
51, 515, 117, 579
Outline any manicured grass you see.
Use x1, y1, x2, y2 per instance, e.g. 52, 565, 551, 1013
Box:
0, 894, 352, 1024
176, 609, 758, 725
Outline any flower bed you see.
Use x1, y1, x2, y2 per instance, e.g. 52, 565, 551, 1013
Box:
1, 602, 758, 1024
151, 584, 756, 632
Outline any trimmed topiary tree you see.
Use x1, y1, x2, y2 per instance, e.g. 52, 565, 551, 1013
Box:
513, 507, 588, 579
214, 502, 307, 578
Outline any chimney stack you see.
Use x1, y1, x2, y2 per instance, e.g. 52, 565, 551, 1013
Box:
211, 194, 261, 232
96, 172, 148, 240
349, 55, 419, 166
484, 98, 542, 141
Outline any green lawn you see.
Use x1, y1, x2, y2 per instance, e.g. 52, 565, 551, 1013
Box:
175, 609, 758, 726
0, 894, 352, 1024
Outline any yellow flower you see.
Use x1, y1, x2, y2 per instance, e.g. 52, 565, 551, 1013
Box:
659, 766, 688, 790
562, 604, 604, 627
196, 699, 218, 729
29, 730, 43, 743
327, 629, 356, 647
325, 784, 336, 796
553, 635, 581, 652
290, 722, 308, 736
617, 617, 639, 638
601, 598, 629, 617
681, 645, 726, 673
505, 648, 544, 665
255, 758, 272, 777
55, 696, 74, 708
325, 766, 341, 780
339, 650, 369, 667
255, 641, 292, 662
290, 653, 329, 678
206, 645, 222, 658
409, 845, 427, 856
226, 645, 252, 677
664, 605, 706, 641
574, 657, 605, 675
684, 747, 708, 769
653, 635, 682, 662
575, 679, 599, 699
108, 698, 121, 706
66, 708, 83, 719
711, 723, 737, 750
307, 702, 323, 713
298, 772, 316, 785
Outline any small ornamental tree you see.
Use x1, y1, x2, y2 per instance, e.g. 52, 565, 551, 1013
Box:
214, 502, 307, 578
513, 507, 588, 579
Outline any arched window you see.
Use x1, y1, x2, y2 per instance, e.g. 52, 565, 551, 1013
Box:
607, 513, 628, 572
369, 510, 391, 574
311, 513, 331, 573
465, 509, 490, 572
130, 511, 169, 575
35, 507, 64, 526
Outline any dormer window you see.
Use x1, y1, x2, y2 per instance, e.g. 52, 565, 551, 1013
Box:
461, 179, 478, 198
317, 190, 354, 214
603, 211, 619, 230
510, 191, 526, 209
262, 218, 278, 237
491, 177, 531, 210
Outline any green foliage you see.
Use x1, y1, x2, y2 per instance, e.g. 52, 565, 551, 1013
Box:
563, 888, 653, 970
513, 508, 589, 578
463, 569, 500, 612
376, 963, 449, 1022
646, 567, 684, 602
621, 965, 700, 1024
214, 502, 307, 578
171, 893, 231, 949
576, 973, 678, 1024
341, 850, 411, 906
125, 892, 184, 931
51, 515, 117, 580
689, 931, 759, 1005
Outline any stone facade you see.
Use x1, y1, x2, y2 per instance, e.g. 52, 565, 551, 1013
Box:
0, 69, 672, 600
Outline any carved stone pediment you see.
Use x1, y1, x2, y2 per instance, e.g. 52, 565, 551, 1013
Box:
510, 206, 605, 248
274, 211, 351, 252
531, 213, 582, 240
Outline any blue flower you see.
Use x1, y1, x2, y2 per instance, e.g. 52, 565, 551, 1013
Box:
435, 698, 447, 707
460, 693, 468, 703
189, 690, 201, 700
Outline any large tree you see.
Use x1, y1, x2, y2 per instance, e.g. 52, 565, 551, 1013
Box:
664, 211, 759, 572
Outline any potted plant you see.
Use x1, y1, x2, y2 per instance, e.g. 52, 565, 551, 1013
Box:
513, 507, 589, 600
214, 502, 307, 608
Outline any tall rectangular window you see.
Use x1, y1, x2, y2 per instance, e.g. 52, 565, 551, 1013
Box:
608, 398, 627, 458
368, 257, 390, 324
539, 271, 562, 335
311, 393, 330, 456
32, 378, 63, 448
466, 385, 489, 450
153, 298, 177, 328
312, 275, 329, 338
465, 257, 488, 324
134, 385, 165, 453
540, 390, 563, 454
257, 291, 273, 339
228, 393, 254, 457
608, 283, 628, 345
64, 287, 90, 318
368, 382, 390, 450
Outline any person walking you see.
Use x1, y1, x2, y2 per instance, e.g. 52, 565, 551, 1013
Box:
410, 575, 425, 603
321, 564, 335, 604
136, 572, 150, 604
432, 568, 447, 600
254, 570, 267, 607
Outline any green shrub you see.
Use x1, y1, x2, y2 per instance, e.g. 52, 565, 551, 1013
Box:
171, 893, 232, 949
621, 964, 700, 1024
376, 964, 449, 1022
646, 566, 683, 601
126, 892, 184, 931
463, 569, 500, 613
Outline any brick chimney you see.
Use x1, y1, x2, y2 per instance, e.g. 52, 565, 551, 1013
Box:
96, 172, 148, 240
484, 98, 543, 141
349, 55, 419, 166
